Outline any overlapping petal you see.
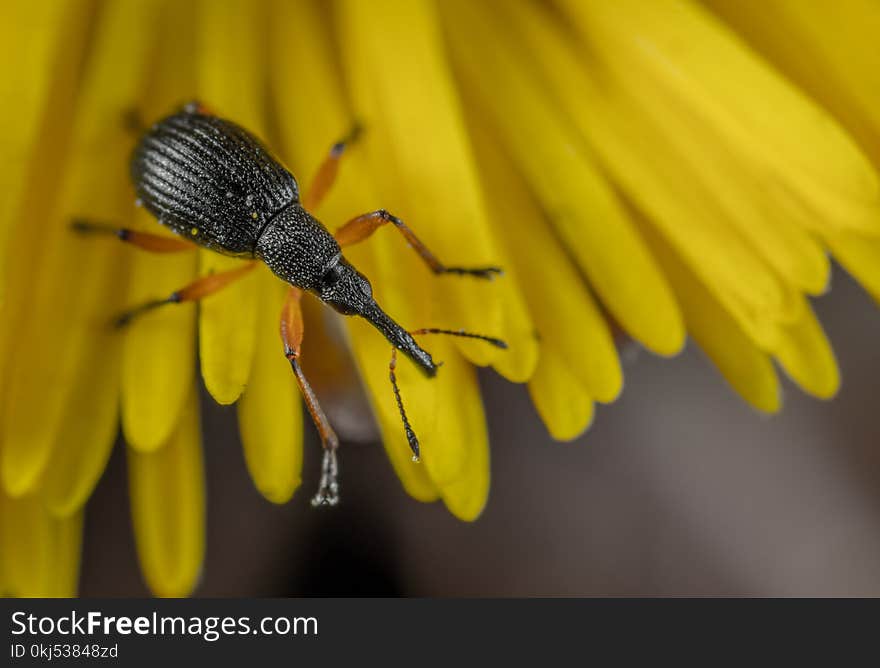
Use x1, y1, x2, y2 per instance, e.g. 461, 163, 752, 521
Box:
2, 0, 159, 497
128, 388, 205, 597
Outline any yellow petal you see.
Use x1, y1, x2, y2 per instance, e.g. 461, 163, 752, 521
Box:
0, 0, 72, 297
561, 0, 880, 238
504, 0, 829, 300
704, 0, 880, 168
1, 0, 161, 496
825, 231, 880, 306
569, 74, 797, 351
238, 269, 303, 504
505, 0, 809, 350
639, 219, 781, 413
772, 300, 840, 400
440, 0, 685, 358
47, 509, 84, 598
0, 492, 83, 597
346, 317, 441, 502
122, 0, 199, 451
38, 331, 121, 516
468, 111, 623, 404
0, 0, 92, 393
194, 0, 266, 404
337, 0, 506, 367
418, 341, 490, 521
128, 388, 205, 597
269, 0, 351, 184
349, 321, 489, 513
489, 275, 539, 384
528, 354, 595, 442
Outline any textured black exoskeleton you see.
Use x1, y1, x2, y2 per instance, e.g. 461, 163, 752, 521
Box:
114, 103, 505, 506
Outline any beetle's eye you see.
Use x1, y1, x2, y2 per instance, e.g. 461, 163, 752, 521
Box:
322, 264, 344, 287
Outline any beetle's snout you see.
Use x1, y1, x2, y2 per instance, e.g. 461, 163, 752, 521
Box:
317, 258, 436, 376
362, 303, 437, 377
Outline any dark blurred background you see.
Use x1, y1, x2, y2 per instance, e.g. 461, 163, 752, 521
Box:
80, 266, 880, 596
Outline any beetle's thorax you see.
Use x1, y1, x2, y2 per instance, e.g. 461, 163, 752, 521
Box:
256, 204, 341, 291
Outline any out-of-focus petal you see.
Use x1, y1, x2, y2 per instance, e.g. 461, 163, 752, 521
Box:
38, 332, 121, 515
467, 112, 623, 405
639, 218, 781, 413
439, 0, 685, 358
128, 388, 204, 597
528, 354, 595, 443
703, 0, 880, 168
0, 492, 83, 597
560, 0, 880, 239
0, 1, 92, 419
0, 0, 73, 294
506, 0, 829, 303
1, 0, 161, 497
772, 301, 840, 400
825, 232, 880, 306
489, 276, 539, 385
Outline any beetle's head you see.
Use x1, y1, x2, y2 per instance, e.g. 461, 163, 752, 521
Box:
318, 257, 437, 377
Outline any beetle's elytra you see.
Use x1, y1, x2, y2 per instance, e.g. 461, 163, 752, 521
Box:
80, 101, 506, 506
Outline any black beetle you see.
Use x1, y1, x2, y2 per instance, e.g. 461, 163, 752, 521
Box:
75, 102, 505, 506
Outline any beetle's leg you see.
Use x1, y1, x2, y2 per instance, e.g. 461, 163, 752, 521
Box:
114, 262, 257, 327
302, 123, 363, 211
280, 287, 341, 507
388, 328, 508, 461
335, 210, 502, 279
72, 219, 195, 253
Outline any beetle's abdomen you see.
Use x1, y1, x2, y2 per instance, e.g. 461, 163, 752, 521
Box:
130, 110, 298, 256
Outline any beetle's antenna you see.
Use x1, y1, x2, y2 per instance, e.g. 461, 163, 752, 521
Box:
389, 328, 508, 461
410, 328, 508, 349
389, 348, 420, 461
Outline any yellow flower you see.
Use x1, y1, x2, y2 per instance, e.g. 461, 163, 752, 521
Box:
1, 0, 879, 597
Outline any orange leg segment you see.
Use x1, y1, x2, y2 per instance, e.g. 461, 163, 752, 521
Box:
72, 219, 195, 253
114, 262, 256, 327
280, 288, 341, 507
302, 123, 362, 212
335, 209, 502, 279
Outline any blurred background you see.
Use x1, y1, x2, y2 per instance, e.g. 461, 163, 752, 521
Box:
80, 265, 880, 597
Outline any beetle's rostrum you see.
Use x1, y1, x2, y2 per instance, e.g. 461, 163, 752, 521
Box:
78, 102, 506, 506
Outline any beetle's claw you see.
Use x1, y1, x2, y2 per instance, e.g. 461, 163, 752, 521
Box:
310, 450, 339, 508
310, 489, 339, 508
476, 266, 504, 280
446, 266, 504, 280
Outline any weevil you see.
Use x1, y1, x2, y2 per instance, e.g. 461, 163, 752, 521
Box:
74, 102, 505, 506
